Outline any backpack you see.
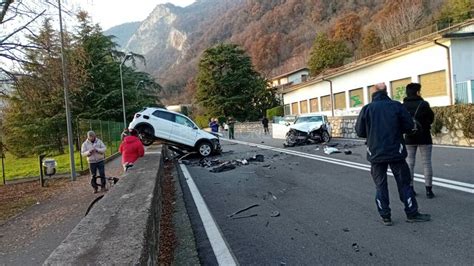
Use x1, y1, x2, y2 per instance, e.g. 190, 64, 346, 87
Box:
407, 101, 423, 136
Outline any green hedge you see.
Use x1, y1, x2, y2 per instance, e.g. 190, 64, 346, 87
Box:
194, 115, 211, 129
266, 106, 284, 121
432, 104, 473, 138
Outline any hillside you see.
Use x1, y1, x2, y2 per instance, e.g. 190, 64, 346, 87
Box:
104, 21, 141, 48
112, 0, 450, 104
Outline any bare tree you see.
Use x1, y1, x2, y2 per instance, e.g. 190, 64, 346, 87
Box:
374, 0, 424, 48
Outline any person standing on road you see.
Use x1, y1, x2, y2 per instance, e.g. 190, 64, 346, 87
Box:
209, 118, 219, 133
227, 116, 236, 139
119, 129, 145, 171
403, 83, 435, 198
81, 131, 107, 193
355, 83, 431, 226
262, 116, 269, 135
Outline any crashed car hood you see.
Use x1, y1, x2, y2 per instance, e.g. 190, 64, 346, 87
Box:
289, 122, 323, 132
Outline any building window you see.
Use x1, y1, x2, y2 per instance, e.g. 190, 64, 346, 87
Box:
349, 88, 364, 107
291, 102, 299, 115
334, 92, 346, 110
284, 104, 290, 116
390, 77, 411, 102
419, 70, 447, 97
310, 98, 319, 113
321, 95, 331, 111
300, 100, 308, 114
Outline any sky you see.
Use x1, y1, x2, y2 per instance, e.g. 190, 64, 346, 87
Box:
65, 0, 196, 30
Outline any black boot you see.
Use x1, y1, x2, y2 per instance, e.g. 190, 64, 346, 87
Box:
426, 186, 435, 199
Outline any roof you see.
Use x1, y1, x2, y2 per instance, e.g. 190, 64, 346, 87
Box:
270, 67, 309, 80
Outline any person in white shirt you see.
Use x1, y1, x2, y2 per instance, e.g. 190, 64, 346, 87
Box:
81, 131, 107, 193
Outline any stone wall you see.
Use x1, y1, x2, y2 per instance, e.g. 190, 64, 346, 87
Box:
328, 116, 358, 139
234, 122, 271, 134
44, 145, 164, 265
432, 127, 473, 146
327, 116, 473, 147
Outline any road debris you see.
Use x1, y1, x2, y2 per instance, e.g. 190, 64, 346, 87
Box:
270, 211, 280, 217
209, 162, 236, 173
342, 228, 350, 232
227, 204, 260, 218
324, 146, 341, 155
262, 164, 271, 168
352, 243, 360, 252
248, 154, 264, 162
231, 214, 258, 220
344, 149, 352, 155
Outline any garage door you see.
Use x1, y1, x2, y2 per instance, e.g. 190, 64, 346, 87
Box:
321, 95, 331, 111
419, 70, 447, 97
349, 88, 364, 107
390, 77, 411, 102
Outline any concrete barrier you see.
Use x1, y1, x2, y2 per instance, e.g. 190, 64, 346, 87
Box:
44, 145, 164, 265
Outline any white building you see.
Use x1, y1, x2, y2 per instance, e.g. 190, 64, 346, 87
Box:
281, 19, 474, 117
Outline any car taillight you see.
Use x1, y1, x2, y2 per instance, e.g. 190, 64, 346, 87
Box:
135, 113, 141, 118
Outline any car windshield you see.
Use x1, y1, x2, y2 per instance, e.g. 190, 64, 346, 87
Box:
295, 116, 322, 124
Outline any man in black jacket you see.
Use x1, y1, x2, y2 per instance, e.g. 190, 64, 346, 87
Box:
355, 83, 431, 225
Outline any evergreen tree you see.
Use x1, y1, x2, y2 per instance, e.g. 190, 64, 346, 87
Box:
307, 33, 351, 76
72, 11, 161, 122
2, 19, 84, 156
196, 43, 278, 121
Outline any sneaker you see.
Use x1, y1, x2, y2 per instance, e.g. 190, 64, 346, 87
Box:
406, 212, 431, 223
382, 217, 393, 226
93, 188, 98, 194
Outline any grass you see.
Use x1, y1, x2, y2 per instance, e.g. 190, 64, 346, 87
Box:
0, 141, 121, 182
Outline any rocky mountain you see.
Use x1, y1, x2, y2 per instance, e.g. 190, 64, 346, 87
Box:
108, 0, 448, 103
104, 21, 141, 48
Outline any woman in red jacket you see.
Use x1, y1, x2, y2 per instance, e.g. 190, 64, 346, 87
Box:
119, 129, 145, 171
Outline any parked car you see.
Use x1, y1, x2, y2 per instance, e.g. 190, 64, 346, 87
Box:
284, 113, 332, 147
128, 107, 221, 157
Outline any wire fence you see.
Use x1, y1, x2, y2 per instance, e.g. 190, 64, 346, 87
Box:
0, 119, 125, 184
75, 119, 124, 171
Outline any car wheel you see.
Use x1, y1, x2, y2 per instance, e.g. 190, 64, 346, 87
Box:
136, 125, 155, 146
322, 131, 331, 143
286, 130, 297, 147
197, 141, 213, 157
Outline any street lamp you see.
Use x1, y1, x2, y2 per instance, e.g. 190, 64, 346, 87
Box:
120, 53, 133, 129
58, 0, 76, 181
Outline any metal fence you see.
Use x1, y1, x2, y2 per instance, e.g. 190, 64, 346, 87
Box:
75, 119, 124, 171
0, 118, 124, 184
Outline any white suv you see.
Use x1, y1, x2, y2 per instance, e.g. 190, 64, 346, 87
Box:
128, 107, 221, 157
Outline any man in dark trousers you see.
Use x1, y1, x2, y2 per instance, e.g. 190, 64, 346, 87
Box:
355, 83, 430, 226
261, 116, 269, 135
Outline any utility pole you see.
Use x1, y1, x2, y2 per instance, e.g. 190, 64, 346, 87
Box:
58, 0, 76, 181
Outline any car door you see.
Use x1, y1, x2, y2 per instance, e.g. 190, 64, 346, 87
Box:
171, 114, 198, 147
151, 110, 175, 140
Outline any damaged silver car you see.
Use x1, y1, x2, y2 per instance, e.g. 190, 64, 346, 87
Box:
284, 113, 332, 147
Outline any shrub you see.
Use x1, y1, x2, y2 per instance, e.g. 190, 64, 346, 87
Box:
266, 106, 284, 121
431, 104, 473, 138
194, 115, 211, 129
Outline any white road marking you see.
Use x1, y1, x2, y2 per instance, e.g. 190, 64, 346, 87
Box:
336, 138, 474, 150
179, 164, 237, 266
224, 139, 474, 194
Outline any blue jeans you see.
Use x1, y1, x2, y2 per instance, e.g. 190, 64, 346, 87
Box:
89, 161, 105, 189
371, 160, 418, 218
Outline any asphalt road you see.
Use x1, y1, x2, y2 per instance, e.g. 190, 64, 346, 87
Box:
178, 135, 474, 265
